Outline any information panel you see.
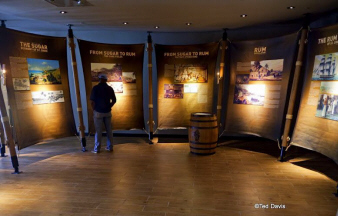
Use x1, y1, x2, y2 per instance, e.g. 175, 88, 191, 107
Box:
0, 28, 75, 149
78, 40, 145, 132
224, 34, 298, 140
155, 43, 218, 128
292, 24, 338, 164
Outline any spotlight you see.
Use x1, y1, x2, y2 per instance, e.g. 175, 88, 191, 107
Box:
123, 22, 129, 25
287, 6, 295, 9
186, 23, 192, 26
240, 14, 247, 18
1, 64, 6, 86
60, 11, 67, 14
154, 26, 160, 29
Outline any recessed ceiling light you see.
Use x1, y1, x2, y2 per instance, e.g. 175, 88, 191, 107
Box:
123, 22, 129, 25
287, 6, 295, 9
154, 26, 160, 29
60, 11, 67, 14
240, 14, 247, 18
186, 23, 192, 26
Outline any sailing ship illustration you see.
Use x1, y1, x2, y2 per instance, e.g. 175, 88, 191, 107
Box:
314, 54, 337, 79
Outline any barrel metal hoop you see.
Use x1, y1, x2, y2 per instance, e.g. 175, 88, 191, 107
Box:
190, 151, 215, 155
190, 146, 216, 150
190, 126, 218, 129
190, 120, 216, 122
191, 112, 214, 117
190, 141, 218, 145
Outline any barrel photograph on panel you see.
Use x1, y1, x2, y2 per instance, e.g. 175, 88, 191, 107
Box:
312, 52, 338, 80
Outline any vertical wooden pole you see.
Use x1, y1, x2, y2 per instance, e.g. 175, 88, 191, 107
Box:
0, 63, 20, 173
67, 25, 86, 152
0, 22, 7, 157
0, 64, 6, 157
279, 17, 309, 161
0, 124, 5, 157
147, 33, 154, 144
216, 30, 227, 136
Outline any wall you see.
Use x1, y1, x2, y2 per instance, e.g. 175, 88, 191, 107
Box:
14, 24, 301, 135
8, 14, 336, 136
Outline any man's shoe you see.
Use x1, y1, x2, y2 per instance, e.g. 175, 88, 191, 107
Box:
91, 150, 99, 154
105, 147, 113, 152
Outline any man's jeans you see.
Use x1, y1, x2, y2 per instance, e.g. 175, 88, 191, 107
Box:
93, 110, 113, 152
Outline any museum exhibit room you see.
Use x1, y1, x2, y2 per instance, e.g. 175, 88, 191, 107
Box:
0, 0, 338, 215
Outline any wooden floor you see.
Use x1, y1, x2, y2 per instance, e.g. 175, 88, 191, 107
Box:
0, 136, 337, 216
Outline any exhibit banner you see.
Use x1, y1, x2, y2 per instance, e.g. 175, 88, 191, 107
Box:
224, 33, 298, 140
155, 43, 218, 128
0, 28, 76, 149
292, 24, 338, 164
78, 40, 145, 132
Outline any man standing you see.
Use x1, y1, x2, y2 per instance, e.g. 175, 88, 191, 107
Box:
90, 74, 116, 153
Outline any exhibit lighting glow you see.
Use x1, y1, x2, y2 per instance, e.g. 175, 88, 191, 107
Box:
240, 14, 247, 18
247, 84, 266, 96
123, 22, 128, 25
154, 26, 160, 29
186, 23, 192, 26
60, 11, 67, 14
1, 64, 5, 74
287, 6, 295, 9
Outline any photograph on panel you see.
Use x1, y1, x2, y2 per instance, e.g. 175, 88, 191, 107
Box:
164, 84, 184, 99
173, 64, 208, 83
233, 84, 265, 106
27, 58, 61, 85
315, 81, 338, 121
13, 78, 30, 90
312, 52, 338, 80
249, 59, 284, 81
31, 90, 64, 105
236, 74, 250, 84
122, 72, 136, 83
107, 82, 123, 93
91, 63, 122, 82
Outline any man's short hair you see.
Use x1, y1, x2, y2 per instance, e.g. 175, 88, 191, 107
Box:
98, 74, 108, 80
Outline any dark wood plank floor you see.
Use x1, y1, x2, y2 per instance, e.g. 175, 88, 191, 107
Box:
0, 136, 337, 216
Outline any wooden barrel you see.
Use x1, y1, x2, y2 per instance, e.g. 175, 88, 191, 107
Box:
189, 112, 218, 155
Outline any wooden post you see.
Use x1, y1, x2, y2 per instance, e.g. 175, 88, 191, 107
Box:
279, 17, 309, 161
0, 64, 6, 157
216, 30, 227, 136
0, 63, 20, 173
147, 32, 154, 144
67, 25, 86, 152
0, 22, 6, 157
0, 126, 5, 157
